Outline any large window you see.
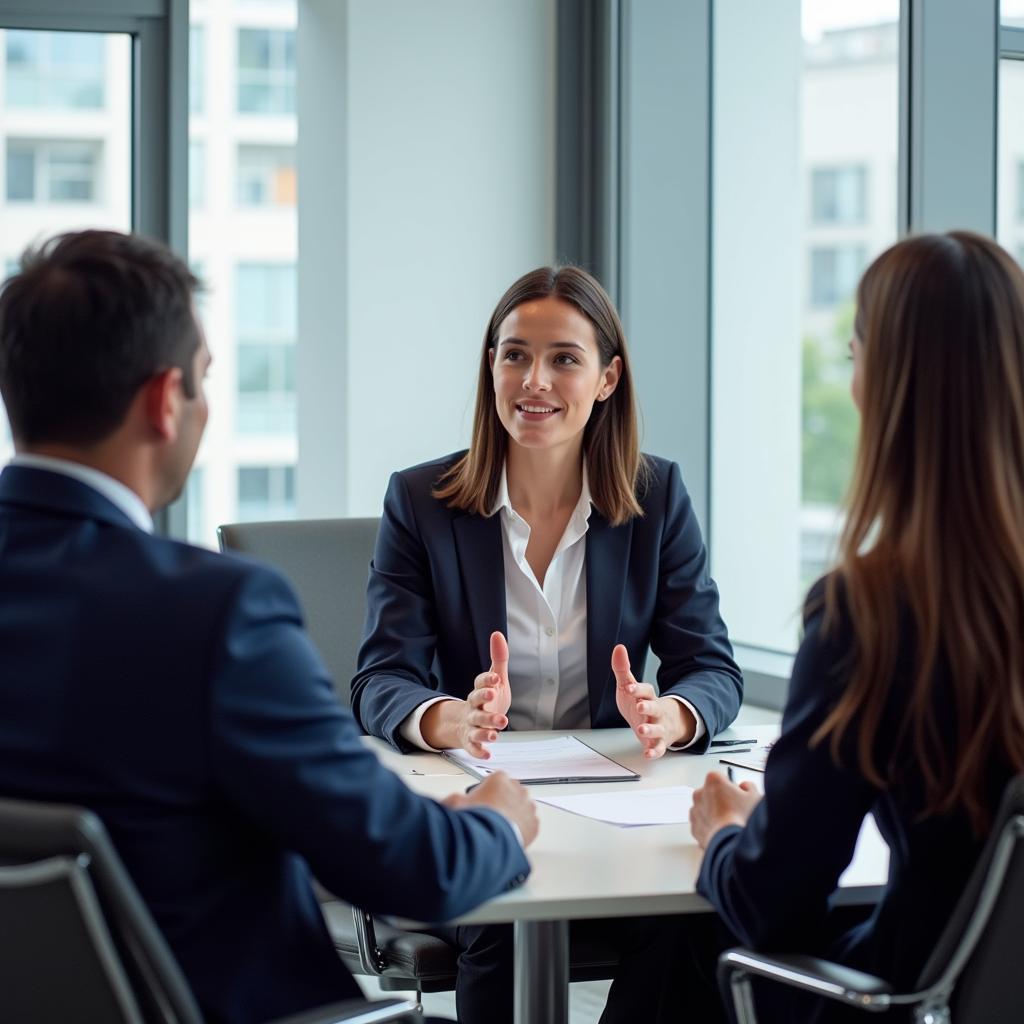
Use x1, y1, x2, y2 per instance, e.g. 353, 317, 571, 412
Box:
187, 2, 298, 545
237, 28, 295, 115
5, 29, 105, 109
711, 0, 900, 652
0, 27, 130, 464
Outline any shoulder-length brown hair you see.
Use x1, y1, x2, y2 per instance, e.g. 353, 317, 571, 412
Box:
815, 231, 1024, 833
433, 265, 647, 525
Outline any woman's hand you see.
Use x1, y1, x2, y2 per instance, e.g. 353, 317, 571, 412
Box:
612, 644, 696, 759
422, 631, 512, 757
690, 771, 762, 849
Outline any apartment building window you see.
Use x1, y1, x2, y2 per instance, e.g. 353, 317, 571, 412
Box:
237, 465, 296, 522
810, 165, 867, 224
237, 28, 295, 114
189, 25, 205, 115
809, 245, 867, 307
6, 139, 101, 202
236, 263, 296, 435
237, 144, 296, 206
5, 29, 105, 110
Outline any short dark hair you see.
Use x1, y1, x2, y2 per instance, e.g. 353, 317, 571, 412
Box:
0, 229, 202, 445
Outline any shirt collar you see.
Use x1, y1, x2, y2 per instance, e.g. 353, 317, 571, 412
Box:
8, 454, 154, 533
490, 460, 594, 525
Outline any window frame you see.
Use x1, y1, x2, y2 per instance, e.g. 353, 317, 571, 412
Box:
0, 0, 189, 537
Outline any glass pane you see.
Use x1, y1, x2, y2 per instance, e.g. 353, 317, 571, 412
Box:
188, 1, 298, 545
0, 29, 131, 462
1003, 0, 1024, 28
998, 58, 1024, 263
5, 29, 104, 110
711, 0, 900, 651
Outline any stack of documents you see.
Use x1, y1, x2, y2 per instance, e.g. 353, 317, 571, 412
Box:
536, 786, 695, 827
442, 735, 639, 784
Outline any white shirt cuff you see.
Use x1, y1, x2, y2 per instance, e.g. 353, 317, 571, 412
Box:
399, 696, 461, 751
665, 695, 707, 751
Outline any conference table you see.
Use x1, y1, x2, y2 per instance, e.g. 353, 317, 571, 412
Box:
369, 724, 890, 1024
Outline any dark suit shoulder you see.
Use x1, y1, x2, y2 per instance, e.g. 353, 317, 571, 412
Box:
108, 530, 299, 621
394, 450, 469, 492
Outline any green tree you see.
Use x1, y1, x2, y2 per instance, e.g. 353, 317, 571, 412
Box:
801, 303, 859, 505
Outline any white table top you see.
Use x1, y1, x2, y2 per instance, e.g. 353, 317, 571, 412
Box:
369, 724, 890, 926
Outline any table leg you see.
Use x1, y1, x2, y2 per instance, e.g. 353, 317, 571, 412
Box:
513, 919, 569, 1024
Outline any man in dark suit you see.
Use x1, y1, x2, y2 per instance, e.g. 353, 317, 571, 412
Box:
0, 230, 538, 1024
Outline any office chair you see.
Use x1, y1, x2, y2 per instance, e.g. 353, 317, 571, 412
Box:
717, 774, 1024, 1023
217, 517, 381, 708
0, 796, 417, 1024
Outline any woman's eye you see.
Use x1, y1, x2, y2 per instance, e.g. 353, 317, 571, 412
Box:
554, 353, 578, 366
503, 350, 523, 362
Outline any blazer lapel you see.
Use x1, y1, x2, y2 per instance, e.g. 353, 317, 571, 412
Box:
452, 512, 507, 670
585, 512, 632, 725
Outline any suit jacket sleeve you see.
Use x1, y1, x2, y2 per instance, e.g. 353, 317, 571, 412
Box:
350, 471, 451, 751
650, 461, 743, 750
696, 596, 878, 951
209, 563, 529, 923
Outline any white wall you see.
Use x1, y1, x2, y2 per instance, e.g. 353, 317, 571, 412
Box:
298, 0, 556, 517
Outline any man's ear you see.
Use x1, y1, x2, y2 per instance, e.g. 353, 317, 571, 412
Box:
143, 368, 184, 442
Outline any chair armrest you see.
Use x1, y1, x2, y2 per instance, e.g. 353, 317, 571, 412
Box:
269, 996, 420, 1024
719, 948, 893, 1012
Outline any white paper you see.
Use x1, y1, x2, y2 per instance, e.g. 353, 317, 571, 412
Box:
537, 785, 695, 827
442, 735, 637, 782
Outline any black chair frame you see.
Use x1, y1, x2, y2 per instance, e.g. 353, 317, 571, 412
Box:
718, 776, 1024, 1023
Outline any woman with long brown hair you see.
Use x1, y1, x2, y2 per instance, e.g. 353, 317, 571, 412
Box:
352, 265, 742, 1023
690, 231, 1024, 1021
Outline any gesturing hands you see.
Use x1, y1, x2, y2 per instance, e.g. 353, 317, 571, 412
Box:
612, 644, 696, 760
690, 771, 761, 849
443, 770, 539, 847
463, 631, 512, 758
421, 631, 512, 758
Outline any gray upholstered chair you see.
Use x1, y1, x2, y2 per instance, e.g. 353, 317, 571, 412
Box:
217, 517, 381, 707
0, 796, 417, 1024
718, 775, 1024, 1023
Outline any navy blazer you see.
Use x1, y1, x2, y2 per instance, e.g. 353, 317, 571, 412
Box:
697, 580, 1012, 1019
0, 466, 529, 1024
351, 452, 742, 753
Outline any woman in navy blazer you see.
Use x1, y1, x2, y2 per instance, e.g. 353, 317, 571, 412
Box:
689, 232, 1024, 1022
351, 265, 742, 1024
352, 267, 741, 759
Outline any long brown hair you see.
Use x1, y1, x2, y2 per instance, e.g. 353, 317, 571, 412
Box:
815, 231, 1024, 833
434, 266, 647, 525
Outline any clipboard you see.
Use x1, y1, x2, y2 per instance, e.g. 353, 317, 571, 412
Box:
441, 735, 640, 785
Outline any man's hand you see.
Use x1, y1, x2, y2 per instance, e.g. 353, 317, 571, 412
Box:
612, 644, 696, 759
422, 632, 512, 757
443, 771, 539, 847
690, 771, 761, 849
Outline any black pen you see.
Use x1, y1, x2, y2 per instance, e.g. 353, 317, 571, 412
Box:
710, 738, 757, 747
726, 766, 735, 783
465, 783, 481, 794
717, 749, 753, 756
